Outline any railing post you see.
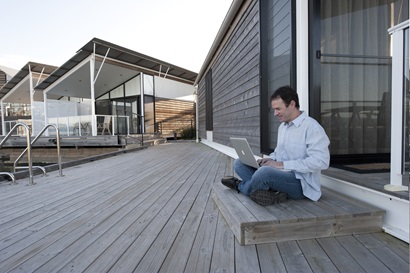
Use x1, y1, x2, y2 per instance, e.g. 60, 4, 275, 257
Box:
25, 127, 34, 185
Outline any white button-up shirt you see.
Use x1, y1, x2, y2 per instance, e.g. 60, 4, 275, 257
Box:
269, 111, 330, 201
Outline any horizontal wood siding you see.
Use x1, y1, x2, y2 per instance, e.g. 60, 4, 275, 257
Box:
155, 97, 195, 135
198, 1, 261, 154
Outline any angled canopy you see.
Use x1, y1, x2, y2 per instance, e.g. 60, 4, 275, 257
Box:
36, 38, 197, 99
0, 62, 57, 103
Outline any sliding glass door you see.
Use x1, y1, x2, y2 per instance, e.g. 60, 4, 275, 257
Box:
310, 0, 409, 163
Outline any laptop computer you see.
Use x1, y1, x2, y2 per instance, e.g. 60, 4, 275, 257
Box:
230, 137, 260, 169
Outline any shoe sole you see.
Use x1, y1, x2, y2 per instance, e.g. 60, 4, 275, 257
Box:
250, 190, 287, 206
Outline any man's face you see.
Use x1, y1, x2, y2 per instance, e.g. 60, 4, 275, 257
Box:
271, 98, 295, 123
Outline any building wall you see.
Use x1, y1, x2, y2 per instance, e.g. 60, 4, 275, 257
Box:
198, 0, 261, 154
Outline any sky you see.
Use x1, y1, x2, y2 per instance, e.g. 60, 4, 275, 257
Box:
0, 0, 233, 73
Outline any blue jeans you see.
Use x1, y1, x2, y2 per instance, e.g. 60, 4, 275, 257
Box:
234, 158, 305, 199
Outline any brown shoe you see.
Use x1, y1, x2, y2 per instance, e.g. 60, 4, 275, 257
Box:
250, 189, 287, 206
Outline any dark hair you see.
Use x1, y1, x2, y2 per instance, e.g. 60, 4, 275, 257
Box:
270, 85, 300, 109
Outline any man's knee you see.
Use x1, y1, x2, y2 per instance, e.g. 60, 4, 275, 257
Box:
233, 158, 243, 169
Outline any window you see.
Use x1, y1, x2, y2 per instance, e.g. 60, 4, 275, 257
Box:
260, 0, 296, 154
311, 0, 409, 163
205, 69, 213, 131
403, 27, 409, 174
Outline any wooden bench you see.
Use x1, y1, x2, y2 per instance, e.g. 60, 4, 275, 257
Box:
212, 181, 385, 245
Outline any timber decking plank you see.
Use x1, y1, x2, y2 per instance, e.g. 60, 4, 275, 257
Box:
297, 239, 339, 273
1, 145, 202, 272
277, 241, 313, 273
0, 177, 134, 251
335, 235, 391, 273
354, 234, 409, 273
0, 156, 158, 238
11, 175, 160, 273
277, 200, 317, 222
263, 202, 299, 223
372, 232, 410, 262
183, 192, 219, 273
209, 213, 235, 273
233, 191, 280, 223
322, 188, 385, 217
133, 153, 216, 273
212, 183, 256, 244
234, 243, 260, 273
84, 165, 207, 271
158, 154, 225, 272
67, 145, 213, 273
243, 218, 337, 245
287, 198, 335, 221
0, 151, 166, 232
256, 243, 287, 273
317, 237, 367, 273
0, 175, 146, 272
212, 182, 258, 224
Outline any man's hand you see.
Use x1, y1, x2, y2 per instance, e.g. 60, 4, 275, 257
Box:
257, 158, 273, 166
257, 158, 284, 169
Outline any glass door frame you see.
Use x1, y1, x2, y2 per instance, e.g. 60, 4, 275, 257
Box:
385, 20, 409, 191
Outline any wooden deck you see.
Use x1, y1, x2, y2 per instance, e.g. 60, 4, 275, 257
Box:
0, 142, 408, 273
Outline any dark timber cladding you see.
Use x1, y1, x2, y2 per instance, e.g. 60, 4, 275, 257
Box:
198, 1, 261, 154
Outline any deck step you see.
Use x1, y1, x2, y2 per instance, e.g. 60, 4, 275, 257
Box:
212, 182, 385, 245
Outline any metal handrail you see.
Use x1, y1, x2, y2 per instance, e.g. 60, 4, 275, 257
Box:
0, 123, 33, 185
0, 172, 15, 184
14, 124, 63, 178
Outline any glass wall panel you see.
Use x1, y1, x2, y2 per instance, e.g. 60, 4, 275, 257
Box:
260, 0, 294, 153
144, 74, 154, 96
110, 85, 124, 99
131, 99, 139, 134
32, 101, 45, 135
403, 27, 409, 174
125, 75, 141, 96
319, 0, 408, 156
78, 99, 92, 116
144, 95, 155, 133
111, 101, 128, 135
47, 100, 78, 118
97, 93, 109, 100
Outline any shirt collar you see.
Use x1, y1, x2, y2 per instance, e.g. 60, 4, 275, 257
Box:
286, 111, 306, 127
